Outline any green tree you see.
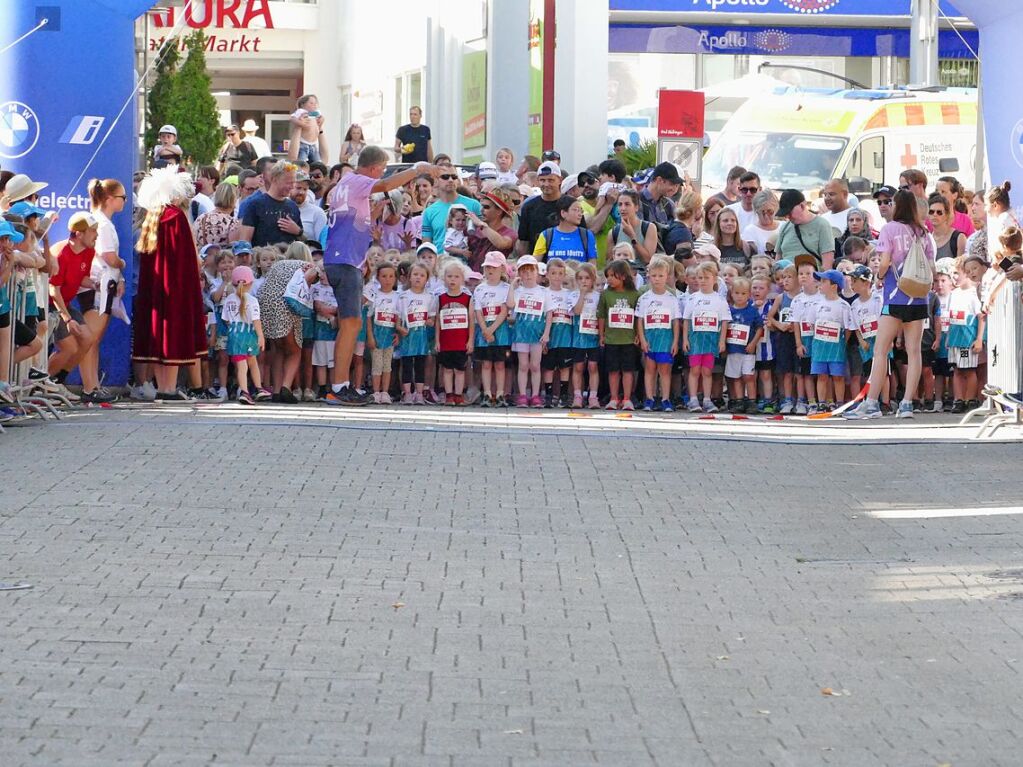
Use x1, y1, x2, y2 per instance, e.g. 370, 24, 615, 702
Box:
617, 141, 658, 175
144, 36, 181, 154
171, 31, 221, 166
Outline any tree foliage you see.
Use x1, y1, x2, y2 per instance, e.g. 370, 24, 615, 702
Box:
144, 32, 221, 166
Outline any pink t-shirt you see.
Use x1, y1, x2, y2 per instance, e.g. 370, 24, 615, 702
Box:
875, 221, 936, 306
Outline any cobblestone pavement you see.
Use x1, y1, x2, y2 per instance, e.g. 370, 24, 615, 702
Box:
1, 404, 1022, 766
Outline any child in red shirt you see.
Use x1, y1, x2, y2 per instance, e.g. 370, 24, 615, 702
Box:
435, 260, 475, 405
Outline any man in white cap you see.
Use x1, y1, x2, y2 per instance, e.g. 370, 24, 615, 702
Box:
241, 118, 273, 159
152, 125, 183, 168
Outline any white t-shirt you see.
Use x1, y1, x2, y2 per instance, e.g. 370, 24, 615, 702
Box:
312, 283, 337, 318
820, 208, 851, 233
577, 290, 600, 336
90, 209, 120, 283
222, 292, 260, 324
244, 134, 273, 159
682, 291, 731, 329
741, 223, 779, 256
725, 202, 757, 234
473, 281, 510, 322
636, 289, 679, 330
546, 287, 575, 327
298, 194, 327, 241
851, 292, 883, 339
789, 291, 825, 336
510, 284, 549, 319
399, 290, 437, 329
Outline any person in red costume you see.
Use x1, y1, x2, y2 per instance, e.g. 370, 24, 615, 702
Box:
132, 167, 208, 400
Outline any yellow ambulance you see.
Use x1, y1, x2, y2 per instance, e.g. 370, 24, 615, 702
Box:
700, 88, 981, 201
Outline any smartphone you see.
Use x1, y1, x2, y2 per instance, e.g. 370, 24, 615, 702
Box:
999, 257, 1019, 271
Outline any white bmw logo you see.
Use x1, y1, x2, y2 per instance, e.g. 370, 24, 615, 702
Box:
0, 101, 40, 160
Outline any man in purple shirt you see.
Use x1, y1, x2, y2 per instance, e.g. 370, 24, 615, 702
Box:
323, 145, 438, 405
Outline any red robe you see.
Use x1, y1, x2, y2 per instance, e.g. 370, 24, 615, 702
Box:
132, 205, 208, 365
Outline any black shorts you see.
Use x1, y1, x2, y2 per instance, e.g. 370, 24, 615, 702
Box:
574, 347, 600, 364
672, 350, 688, 374
797, 356, 812, 376
74, 289, 97, 314
891, 347, 908, 365
604, 343, 638, 373
541, 347, 574, 371
473, 345, 509, 363
754, 359, 776, 372
885, 303, 929, 323
921, 347, 935, 367
0, 313, 37, 347
775, 334, 797, 374
437, 350, 468, 370
863, 356, 891, 378
932, 357, 954, 377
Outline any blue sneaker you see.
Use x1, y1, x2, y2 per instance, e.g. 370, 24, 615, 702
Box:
642, 398, 655, 411
843, 399, 882, 420
661, 399, 674, 412
895, 400, 915, 419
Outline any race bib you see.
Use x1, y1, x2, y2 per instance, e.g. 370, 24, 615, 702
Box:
407, 310, 428, 329
859, 319, 878, 339
800, 321, 814, 336
375, 310, 397, 328
645, 311, 671, 330
439, 305, 468, 330
516, 296, 544, 317
940, 315, 950, 333
950, 309, 968, 326
779, 307, 792, 323
814, 320, 840, 343
609, 307, 635, 329
552, 308, 573, 325
727, 323, 750, 345
693, 313, 719, 332
482, 303, 502, 320
580, 315, 598, 335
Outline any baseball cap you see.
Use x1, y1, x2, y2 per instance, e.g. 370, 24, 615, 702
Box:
467, 270, 483, 281
793, 253, 818, 270
872, 184, 897, 200
417, 242, 438, 255
67, 212, 98, 233
560, 174, 581, 195
482, 250, 507, 269
776, 189, 806, 218
516, 255, 539, 270
231, 265, 255, 286
0, 220, 24, 243
8, 200, 45, 220
199, 243, 221, 258
537, 161, 560, 177
651, 161, 683, 185
294, 171, 310, 183
934, 257, 956, 277
850, 264, 873, 281
542, 150, 561, 162
476, 162, 498, 181
232, 240, 253, 256
773, 259, 794, 272
158, 124, 177, 137
813, 268, 846, 287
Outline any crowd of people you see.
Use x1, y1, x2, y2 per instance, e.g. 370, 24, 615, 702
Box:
2, 97, 1021, 422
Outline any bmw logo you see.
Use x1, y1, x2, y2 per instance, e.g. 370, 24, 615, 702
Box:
779, 0, 841, 13
1010, 118, 1023, 169
0, 101, 40, 160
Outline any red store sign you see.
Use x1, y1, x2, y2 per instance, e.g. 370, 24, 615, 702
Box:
151, 0, 275, 29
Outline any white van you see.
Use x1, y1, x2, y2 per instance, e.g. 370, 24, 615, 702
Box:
700, 88, 982, 206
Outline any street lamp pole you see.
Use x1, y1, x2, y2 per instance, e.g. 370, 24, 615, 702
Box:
910, 0, 939, 87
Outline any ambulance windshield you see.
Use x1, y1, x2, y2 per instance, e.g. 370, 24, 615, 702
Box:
703, 132, 848, 191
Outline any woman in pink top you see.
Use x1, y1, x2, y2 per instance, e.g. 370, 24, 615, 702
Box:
937, 176, 974, 237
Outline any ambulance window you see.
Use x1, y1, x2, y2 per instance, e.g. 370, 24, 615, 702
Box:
846, 136, 885, 188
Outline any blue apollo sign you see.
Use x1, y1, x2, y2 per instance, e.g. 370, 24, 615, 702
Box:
0, 0, 152, 386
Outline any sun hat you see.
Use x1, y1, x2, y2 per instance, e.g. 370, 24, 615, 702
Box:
5, 173, 48, 202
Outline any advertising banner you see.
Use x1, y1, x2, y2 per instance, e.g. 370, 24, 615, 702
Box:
0, 1, 152, 386
527, 0, 545, 158
462, 50, 487, 151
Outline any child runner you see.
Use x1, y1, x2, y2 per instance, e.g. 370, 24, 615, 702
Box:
507, 255, 551, 407
435, 260, 475, 405
790, 257, 824, 414
222, 266, 269, 405
849, 264, 889, 409
571, 262, 602, 409
541, 258, 576, 407
473, 251, 511, 407
598, 259, 641, 410
683, 261, 731, 413
809, 269, 856, 410
209, 250, 236, 399
751, 275, 776, 412
366, 263, 400, 404
930, 258, 956, 411
943, 260, 985, 413
397, 263, 437, 404
311, 268, 338, 399
636, 256, 680, 411
768, 262, 799, 413
724, 276, 763, 414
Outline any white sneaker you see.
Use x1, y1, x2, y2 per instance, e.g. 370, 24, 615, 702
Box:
129, 385, 147, 401
687, 398, 701, 413
702, 398, 718, 413
378, 392, 393, 405
303, 388, 317, 402
794, 401, 808, 415
843, 400, 883, 420
216, 387, 228, 401
931, 400, 944, 413
896, 401, 915, 419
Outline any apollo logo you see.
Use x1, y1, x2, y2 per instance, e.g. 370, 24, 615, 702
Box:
59, 116, 105, 146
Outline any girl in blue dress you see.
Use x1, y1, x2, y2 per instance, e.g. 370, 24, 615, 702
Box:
222, 266, 268, 405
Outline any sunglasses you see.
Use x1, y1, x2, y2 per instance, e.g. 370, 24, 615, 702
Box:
928, 208, 945, 216
739, 187, 759, 194
439, 174, 458, 181
114, 194, 127, 200
225, 131, 237, 136
899, 184, 911, 191
509, 198, 522, 205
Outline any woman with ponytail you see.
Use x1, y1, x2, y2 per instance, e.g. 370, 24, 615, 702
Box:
132, 167, 208, 400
